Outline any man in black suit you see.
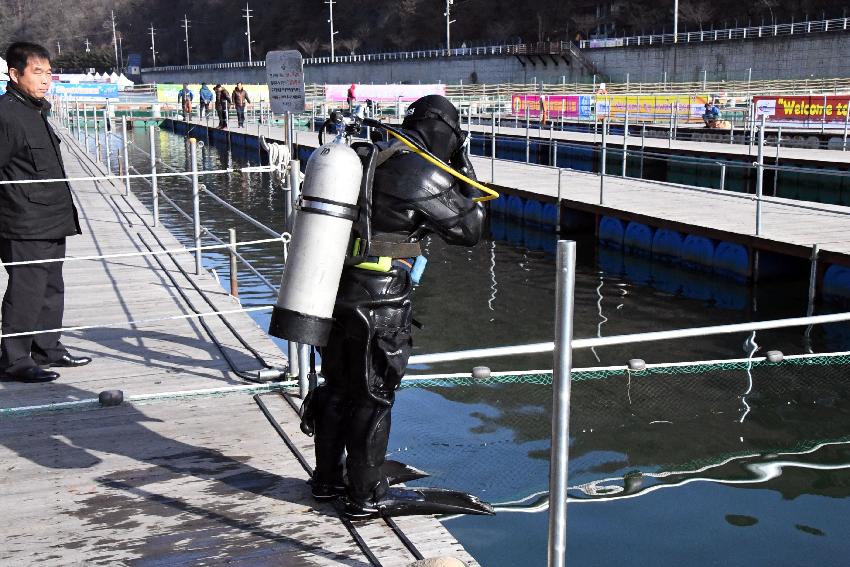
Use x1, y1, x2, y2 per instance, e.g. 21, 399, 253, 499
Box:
0, 42, 91, 383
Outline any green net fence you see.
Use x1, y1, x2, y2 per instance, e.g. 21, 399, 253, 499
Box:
391, 351, 850, 506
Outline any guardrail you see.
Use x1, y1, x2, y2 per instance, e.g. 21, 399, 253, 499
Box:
580, 17, 850, 49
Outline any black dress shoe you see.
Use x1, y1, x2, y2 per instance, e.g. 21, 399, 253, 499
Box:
1, 366, 60, 383
42, 354, 92, 368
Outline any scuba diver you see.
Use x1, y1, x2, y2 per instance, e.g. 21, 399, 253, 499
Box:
276, 95, 493, 520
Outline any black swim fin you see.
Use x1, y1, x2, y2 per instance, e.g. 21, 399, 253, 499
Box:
311, 461, 428, 502
343, 486, 495, 520
384, 460, 430, 485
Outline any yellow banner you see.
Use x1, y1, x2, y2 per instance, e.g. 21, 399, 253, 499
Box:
156, 83, 270, 103
596, 94, 709, 122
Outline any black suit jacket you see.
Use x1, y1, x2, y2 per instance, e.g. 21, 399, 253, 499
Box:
0, 85, 81, 240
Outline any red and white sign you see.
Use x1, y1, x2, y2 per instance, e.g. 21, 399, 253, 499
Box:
753, 95, 850, 126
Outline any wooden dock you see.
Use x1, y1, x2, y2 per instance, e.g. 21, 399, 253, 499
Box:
0, 124, 479, 566
174, 116, 850, 266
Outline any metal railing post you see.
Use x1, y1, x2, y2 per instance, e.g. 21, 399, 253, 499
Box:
556, 168, 562, 230
525, 106, 531, 163
774, 126, 782, 195
287, 158, 302, 378
720, 163, 727, 190
548, 239, 575, 567
190, 138, 202, 275
104, 108, 112, 173
122, 117, 131, 196
94, 107, 102, 163
622, 107, 629, 177
755, 114, 765, 236
668, 105, 674, 148
843, 100, 850, 151
149, 125, 159, 226
229, 228, 239, 298
600, 118, 607, 205
298, 344, 310, 398
640, 125, 646, 179
491, 111, 496, 183
75, 101, 81, 142
84, 104, 90, 149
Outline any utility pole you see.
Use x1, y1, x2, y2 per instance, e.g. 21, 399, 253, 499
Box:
325, 0, 337, 60
111, 10, 119, 68
444, 0, 456, 51
85, 38, 91, 53
149, 25, 158, 67
673, 0, 679, 42
181, 15, 191, 65
118, 36, 124, 70
56, 42, 61, 55
242, 3, 254, 63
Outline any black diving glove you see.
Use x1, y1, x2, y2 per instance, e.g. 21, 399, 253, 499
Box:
451, 147, 480, 200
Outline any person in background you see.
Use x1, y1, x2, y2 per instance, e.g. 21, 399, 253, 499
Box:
215, 83, 230, 129
346, 83, 356, 111
177, 83, 193, 121
231, 82, 251, 128
0, 42, 91, 383
198, 82, 213, 119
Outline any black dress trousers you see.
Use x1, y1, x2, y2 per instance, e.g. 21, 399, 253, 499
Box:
0, 238, 68, 372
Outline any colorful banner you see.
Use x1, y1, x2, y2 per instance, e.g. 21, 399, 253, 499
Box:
596, 95, 709, 122
1, 81, 119, 99
754, 95, 850, 125
156, 83, 270, 103
325, 83, 446, 103
510, 94, 592, 119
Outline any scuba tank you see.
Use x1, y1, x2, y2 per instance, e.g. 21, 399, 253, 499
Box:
268, 141, 363, 346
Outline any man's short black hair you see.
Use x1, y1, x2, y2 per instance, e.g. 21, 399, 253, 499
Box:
5, 42, 51, 73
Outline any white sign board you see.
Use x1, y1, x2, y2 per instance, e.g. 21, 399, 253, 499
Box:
266, 50, 305, 114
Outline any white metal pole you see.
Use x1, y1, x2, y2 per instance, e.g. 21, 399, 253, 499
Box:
94, 108, 102, 163
149, 125, 159, 226
755, 114, 765, 236
104, 108, 112, 173
491, 111, 496, 182
622, 106, 629, 177
600, 118, 607, 204
122, 117, 131, 196
547, 239, 576, 567
190, 138, 201, 275
525, 105, 530, 163
673, 0, 679, 42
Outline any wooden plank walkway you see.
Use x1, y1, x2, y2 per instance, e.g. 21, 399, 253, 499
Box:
0, 123, 478, 566
176, 116, 850, 263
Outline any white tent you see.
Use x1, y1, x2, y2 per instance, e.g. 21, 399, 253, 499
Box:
117, 73, 134, 89
109, 71, 120, 84
83, 72, 96, 82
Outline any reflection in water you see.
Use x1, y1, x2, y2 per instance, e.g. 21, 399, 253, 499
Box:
488, 439, 850, 512
741, 331, 759, 424
488, 241, 497, 313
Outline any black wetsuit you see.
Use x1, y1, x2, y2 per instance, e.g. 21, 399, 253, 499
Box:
312, 139, 485, 508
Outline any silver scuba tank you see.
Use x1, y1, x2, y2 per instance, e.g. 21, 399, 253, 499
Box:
268, 142, 363, 346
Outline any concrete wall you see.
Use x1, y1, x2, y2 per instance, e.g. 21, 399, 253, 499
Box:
143, 54, 584, 86
142, 32, 850, 87
584, 33, 850, 83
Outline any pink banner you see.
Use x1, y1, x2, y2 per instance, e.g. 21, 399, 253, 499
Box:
511, 94, 590, 119
325, 84, 446, 102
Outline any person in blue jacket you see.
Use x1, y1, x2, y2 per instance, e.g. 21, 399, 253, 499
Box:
198, 83, 213, 119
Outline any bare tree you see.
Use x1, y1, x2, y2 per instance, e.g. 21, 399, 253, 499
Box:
296, 38, 321, 57
679, 0, 715, 31
337, 38, 362, 55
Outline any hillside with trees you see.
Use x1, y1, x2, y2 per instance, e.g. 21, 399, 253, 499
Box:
0, 0, 846, 71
